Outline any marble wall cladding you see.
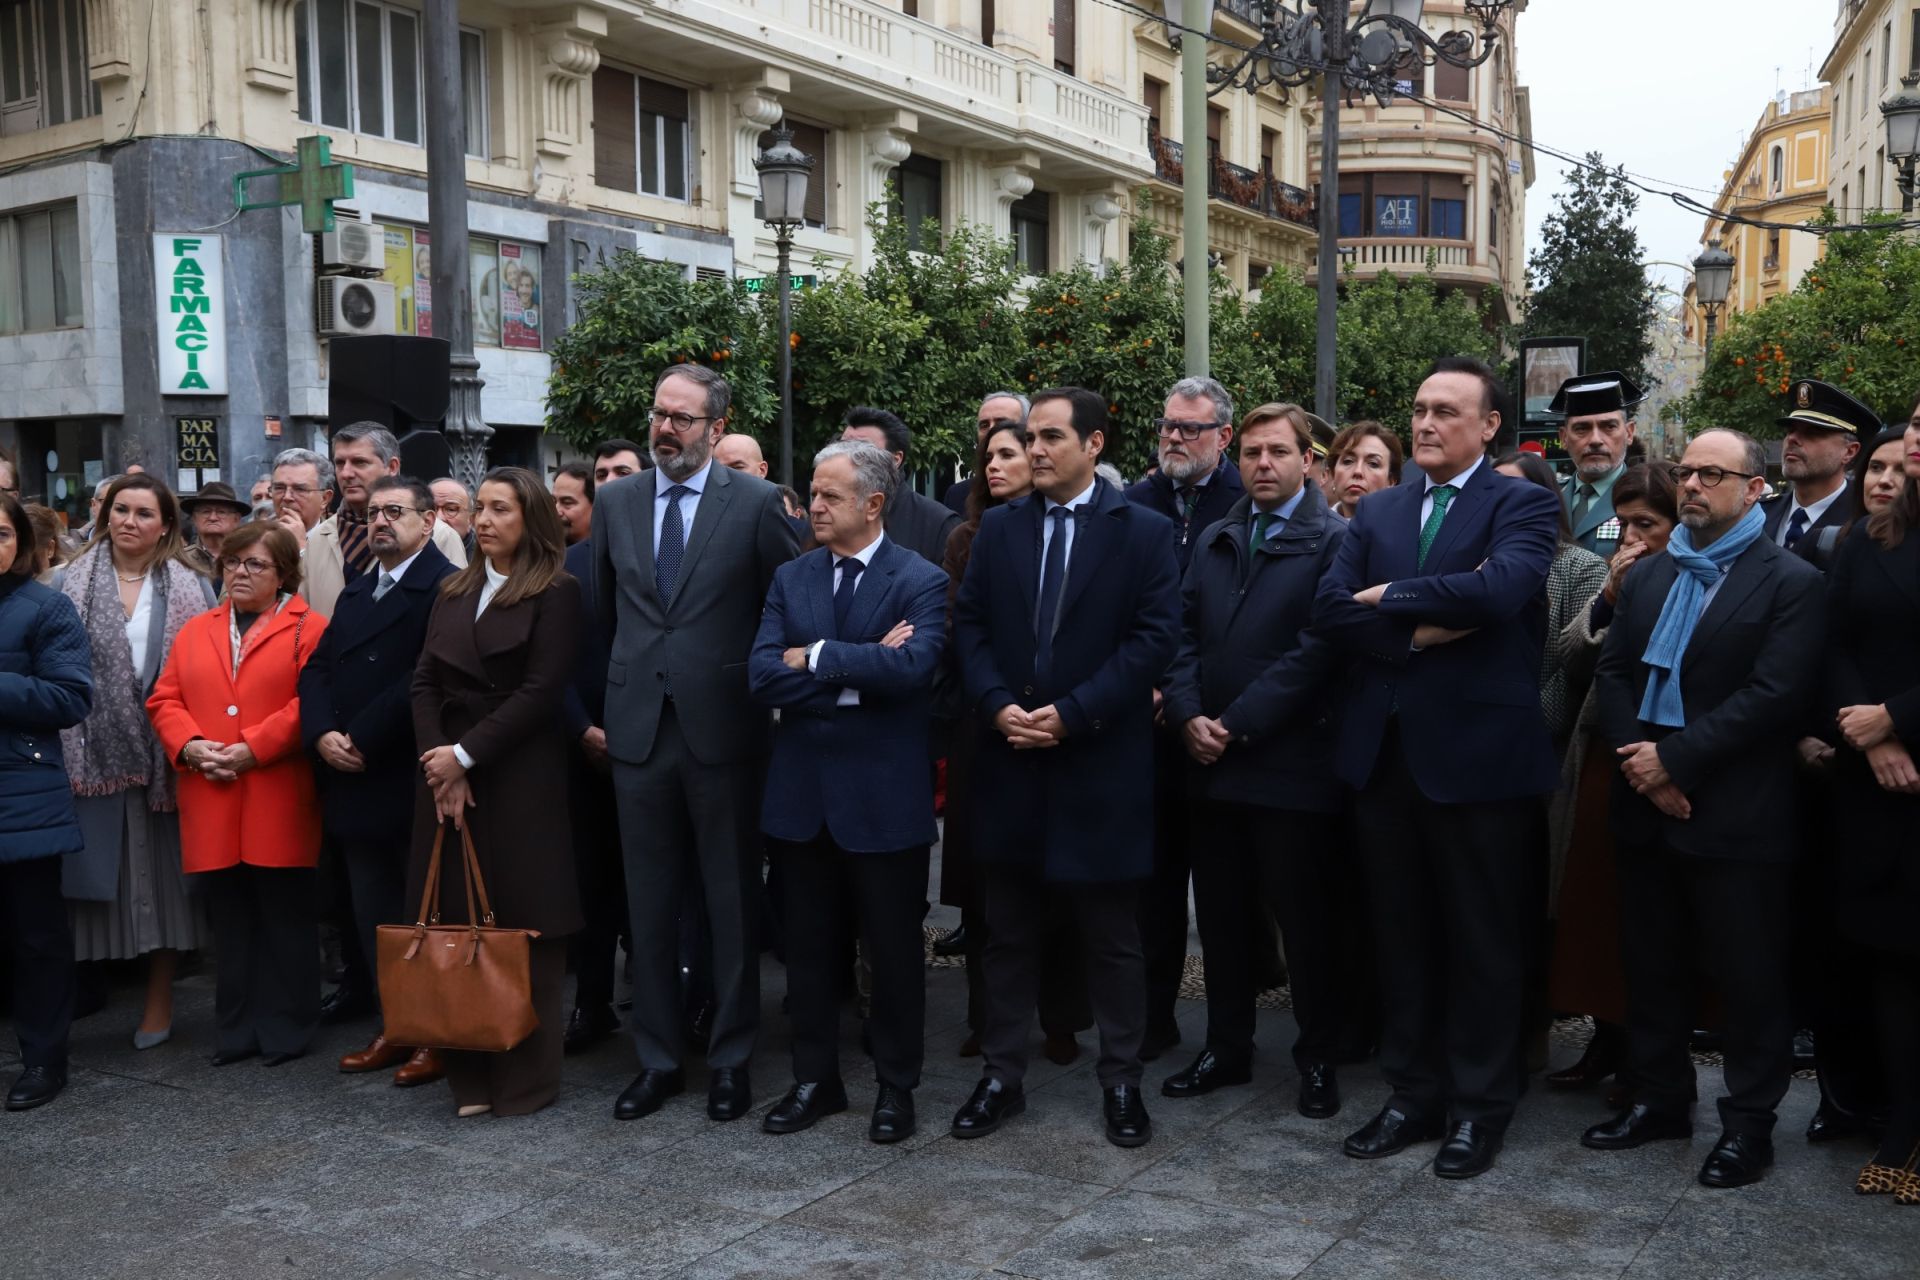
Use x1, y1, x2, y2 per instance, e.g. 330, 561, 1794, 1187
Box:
0, 160, 123, 416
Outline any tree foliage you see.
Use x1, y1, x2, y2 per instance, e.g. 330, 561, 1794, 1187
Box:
1525, 154, 1658, 390
1682, 216, 1920, 436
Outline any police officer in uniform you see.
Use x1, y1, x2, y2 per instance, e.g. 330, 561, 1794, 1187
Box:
1762, 379, 1866, 573
1551, 372, 1646, 559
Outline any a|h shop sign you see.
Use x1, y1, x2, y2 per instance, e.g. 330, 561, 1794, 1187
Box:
154, 234, 228, 395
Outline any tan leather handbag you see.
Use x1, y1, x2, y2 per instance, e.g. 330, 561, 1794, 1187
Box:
377, 823, 541, 1053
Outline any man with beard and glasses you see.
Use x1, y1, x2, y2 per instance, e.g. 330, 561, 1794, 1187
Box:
590, 364, 799, 1126
1551, 373, 1646, 560
1762, 379, 1866, 572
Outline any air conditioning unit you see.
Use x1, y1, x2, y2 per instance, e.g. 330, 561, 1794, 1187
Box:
316, 277, 396, 337
319, 222, 385, 271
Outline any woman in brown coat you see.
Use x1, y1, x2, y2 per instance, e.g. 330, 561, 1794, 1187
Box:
408, 467, 582, 1117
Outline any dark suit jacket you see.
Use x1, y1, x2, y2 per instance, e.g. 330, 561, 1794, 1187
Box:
887, 486, 963, 568
942, 476, 973, 517
953, 482, 1181, 882
562, 539, 607, 737
1762, 488, 1856, 572
1125, 457, 1246, 571
408, 574, 584, 935
749, 537, 950, 853
298, 542, 456, 843
590, 463, 800, 767
1163, 483, 1348, 813
1313, 461, 1563, 803
1593, 536, 1826, 861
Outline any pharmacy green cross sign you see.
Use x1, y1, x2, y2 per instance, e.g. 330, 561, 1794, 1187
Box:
233, 135, 356, 234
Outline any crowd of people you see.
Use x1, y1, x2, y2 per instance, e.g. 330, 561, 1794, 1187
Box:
1, 357, 1917, 1206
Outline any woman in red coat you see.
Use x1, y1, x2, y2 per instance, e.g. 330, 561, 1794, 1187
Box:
148, 521, 327, 1066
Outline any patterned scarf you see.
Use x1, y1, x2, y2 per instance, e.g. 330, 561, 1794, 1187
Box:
59, 546, 207, 812
337, 506, 375, 581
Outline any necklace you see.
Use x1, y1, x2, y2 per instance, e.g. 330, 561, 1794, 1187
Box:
117, 572, 148, 583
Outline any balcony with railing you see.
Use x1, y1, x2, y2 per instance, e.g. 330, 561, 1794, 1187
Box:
1150, 131, 1317, 230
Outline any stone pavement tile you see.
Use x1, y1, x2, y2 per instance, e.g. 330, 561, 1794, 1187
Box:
673, 1221, 985, 1280
791, 1146, 1111, 1267
0, 1076, 237, 1194
1622, 1194, 1916, 1280
0, 1177, 209, 1280
232, 1143, 581, 1256
998, 1189, 1341, 1280
115, 1215, 417, 1280
447, 1181, 767, 1279
615, 1113, 912, 1216
1292, 1237, 1620, 1280
918, 1029, 1098, 1092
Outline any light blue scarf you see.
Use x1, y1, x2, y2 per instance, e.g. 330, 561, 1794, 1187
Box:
1637, 503, 1766, 728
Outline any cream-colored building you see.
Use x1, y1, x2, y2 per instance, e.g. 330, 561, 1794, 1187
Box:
1821, 0, 1915, 218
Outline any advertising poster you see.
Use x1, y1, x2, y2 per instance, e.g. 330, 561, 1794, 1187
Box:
500, 241, 541, 350
470, 238, 500, 347
381, 224, 415, 335
413, 230, 433, 337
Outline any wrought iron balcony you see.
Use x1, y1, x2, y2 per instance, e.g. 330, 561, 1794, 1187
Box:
1149, 130, 1316, 230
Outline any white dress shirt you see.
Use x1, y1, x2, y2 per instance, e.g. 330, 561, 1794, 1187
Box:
1776, 483, 1844, 548
1250, 485, 1308, 545
806, 532, 887, 707
1420, 452, 1485, 528
652, 459, 713, 554
1038, 476, 1100, 605
377, 546, 427, 591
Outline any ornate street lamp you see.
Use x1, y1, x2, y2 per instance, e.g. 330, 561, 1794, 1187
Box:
1880, 79, 1920, 212
1205, 0, 1515, 424
754, 125, 815, 488
1691, 240, 1736, 364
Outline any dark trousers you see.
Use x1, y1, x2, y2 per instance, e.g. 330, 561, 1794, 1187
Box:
1355, 727, 1538, 1129
771, 832, 928, 1090
963, 887, 1091, 1039
1141, 739, 1191, 1035
339, 837, 408, 1019
1616, 838, 1792, 1138
981, 865, 1145, 1089
1870, 968, 1920, 1164
613, 702, 762, 1071
0, 856, 74, 1070
1790, 778, 1885, 1118
1191, 805, 1354, 1070
445, 934, 567, 1116
200, 864, 321, 1058
568, 758, 627, 1014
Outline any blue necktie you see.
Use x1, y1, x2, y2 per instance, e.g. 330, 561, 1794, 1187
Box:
1783, 507, 1808, 551
1035, 506, 1070, 681
655, 484, 692, 603
833, 557, 863, 638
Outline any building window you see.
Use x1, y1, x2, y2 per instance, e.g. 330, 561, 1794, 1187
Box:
1248, 261, 1270, 290
981, 0, 994, 48
1863, 53, 1872, 116
754, 121, 829, 228
0, 0, 98, 135
293, 1, 486, 156
1767, 228, 1781, 269
0, 202, 83, 335
1206, 104, 1225, 164
1877, 146, 1886, 209
903, 0, 918, 15
1144, 76, 1164, 138
1431, 197, 1465, 240
1375, 194, 1419, 236
1883, 22, 1893, 94
1431, 57, 1470, 103
1052, 0, 1074, 75
1010, 189, 1050, 275
1338, 193, 1364, 237
1260, 126, 1278, 175
1493, 49, 1505, 115
895, 153, 943, 250
1489, 196, 1500, 248
591, 67, 691, 202
1912, 12, 1920, 77
1770, 145, 1784, 192
1846, 73, 1855, 124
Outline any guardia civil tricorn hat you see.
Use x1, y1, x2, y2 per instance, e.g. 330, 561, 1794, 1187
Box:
1547, 372, 1646, 418
1776, 379, 1879, 436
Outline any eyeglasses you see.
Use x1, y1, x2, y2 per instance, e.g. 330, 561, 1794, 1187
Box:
268, 482, 322, 497
1153, 419, 1226, 441
220, 556, 276, 576
648, 407, 715, 432
433, 500, 470, 515
367, 503, 426, 524
1667, 465, 1761, 488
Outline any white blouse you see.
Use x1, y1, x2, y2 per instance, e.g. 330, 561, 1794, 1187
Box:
125, 575, 155, 676
475, 560, 508, 619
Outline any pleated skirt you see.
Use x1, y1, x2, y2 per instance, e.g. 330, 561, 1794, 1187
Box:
67, 789, 209, 961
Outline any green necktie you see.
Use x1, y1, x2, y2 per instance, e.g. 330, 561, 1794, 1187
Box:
1248, 511, 1275, 581
1418, 484, 1456, 569
1570, 483, 1595, 531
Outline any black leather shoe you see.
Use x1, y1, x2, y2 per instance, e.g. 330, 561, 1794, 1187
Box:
613, 1068, 685, 1121
1104, 1084, 1152, 1148
1806, 1101, 1863, 1144
260, 1051, 303, 1068
762, 1080, 849, 1134
707, 1067, 752, 1121
210, 1046, 261, 1067
563, 1005, 619, 1056
950, 1077, 1025, 1138
1139, 1020, 1182, 1064
1297, 1063, 1341, 1119
5, 1065, 66, 1111
1434, 1122, 1503, 1179
1582, 1103, 1693, 1151
931, 925, 968, 958
869, 1084, 916, 1144
1161, 1050, 1252, 1099
1698, 1131, 1774, 1189
318, 985, 374, 1025
1342, 1106, 1442, 1159
1546, 1024, 1626, 1089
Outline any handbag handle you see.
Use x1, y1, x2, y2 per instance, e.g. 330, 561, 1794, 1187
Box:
410, 821, 500, 930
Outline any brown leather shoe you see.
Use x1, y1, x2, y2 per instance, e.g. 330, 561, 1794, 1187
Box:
392, 1047, 445, 1088
339, 1035, 411, 1074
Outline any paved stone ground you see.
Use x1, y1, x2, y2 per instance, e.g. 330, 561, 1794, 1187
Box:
4, 944, 1918, 1280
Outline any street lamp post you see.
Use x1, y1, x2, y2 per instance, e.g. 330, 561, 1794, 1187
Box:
422, 0, 489, 485
1691, 240, 1735, 365
1880, 77, 1920, 213
754, 126, 815, 490
1201, 0, 1515, 426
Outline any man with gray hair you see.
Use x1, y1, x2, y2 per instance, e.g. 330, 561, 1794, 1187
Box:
270, 448, 336, 547
302, 422, 467, 618
748, 440, 949, 1141
944, 391, 1032, 515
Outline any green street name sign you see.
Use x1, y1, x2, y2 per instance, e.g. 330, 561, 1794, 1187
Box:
741, 274, 817, 294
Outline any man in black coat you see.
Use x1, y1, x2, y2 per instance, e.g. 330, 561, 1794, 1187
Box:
1123, 376, 1247, 1059
1590, 428, 1827, 1190
841, 407, 961, 568
298, 476, 456, 1086
1159, 407, 1359, 1119
1762, 379, 1864, 572
951, 386, 1180, 1148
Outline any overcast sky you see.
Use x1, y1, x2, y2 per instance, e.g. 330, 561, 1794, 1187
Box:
1517, 0, 1839, 299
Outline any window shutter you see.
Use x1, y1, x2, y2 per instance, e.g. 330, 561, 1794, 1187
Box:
592, 67, 637, 192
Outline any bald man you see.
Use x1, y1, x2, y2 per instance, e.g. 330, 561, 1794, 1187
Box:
714, 433, 769, 478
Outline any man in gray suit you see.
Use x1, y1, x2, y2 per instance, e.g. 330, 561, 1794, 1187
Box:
591, 364, 801, 1124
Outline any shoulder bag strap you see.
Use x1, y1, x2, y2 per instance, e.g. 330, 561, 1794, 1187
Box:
458, 824, 497, 927
414, 823, 446, 926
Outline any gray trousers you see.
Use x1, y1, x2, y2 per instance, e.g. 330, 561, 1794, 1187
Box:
613, 703, 763, 1072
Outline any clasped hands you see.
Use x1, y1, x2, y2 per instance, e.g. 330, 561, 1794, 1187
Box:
180, 738, 256, 783
1351, 582, 1477, 649
1839, 702, 1920, 794
782, 619, 915, 671
419, 744, 475, 828
1615, 741, 1691, 820
995, 703, 1066, 751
